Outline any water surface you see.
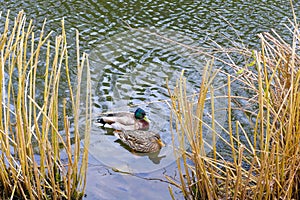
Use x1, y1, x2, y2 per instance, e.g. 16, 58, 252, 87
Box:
1, 1, 298, 199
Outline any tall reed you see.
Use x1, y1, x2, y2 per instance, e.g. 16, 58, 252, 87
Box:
167, 14, 300, 200
0, 11, 91, 199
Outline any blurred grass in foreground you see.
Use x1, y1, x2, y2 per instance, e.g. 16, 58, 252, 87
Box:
167, 14, 300, 200
0, 11, 91, 199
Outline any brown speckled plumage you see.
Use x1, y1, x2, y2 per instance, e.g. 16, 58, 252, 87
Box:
114, 130, 164, 153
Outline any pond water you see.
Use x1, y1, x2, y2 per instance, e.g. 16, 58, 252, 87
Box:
1, 1, 299, 199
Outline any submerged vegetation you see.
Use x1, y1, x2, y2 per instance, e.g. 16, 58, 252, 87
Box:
0, 11, 91, 199
167, 12, 300, 200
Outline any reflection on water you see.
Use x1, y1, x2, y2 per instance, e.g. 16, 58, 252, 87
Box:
116, 147, 166, 165
1, 0, 298, 199
87, 27, 227, 173
89, 123, 177, 173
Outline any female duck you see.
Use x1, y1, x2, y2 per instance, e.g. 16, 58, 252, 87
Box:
96, 108, 150, 130
114, 130, 165, 153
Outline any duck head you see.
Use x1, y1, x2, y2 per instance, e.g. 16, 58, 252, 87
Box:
134, 108, 150, 122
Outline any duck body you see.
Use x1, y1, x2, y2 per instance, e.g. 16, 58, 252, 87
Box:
96, 108, 150, 131
114, 130, 164, 153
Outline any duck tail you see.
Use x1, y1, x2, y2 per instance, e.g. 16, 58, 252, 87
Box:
96, 118, 106, 126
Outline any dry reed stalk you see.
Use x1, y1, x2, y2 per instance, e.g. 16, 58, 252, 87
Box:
0, 11, 91, 199
167, 13, 300, 200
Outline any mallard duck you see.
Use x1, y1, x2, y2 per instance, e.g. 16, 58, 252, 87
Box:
114, 130, 165, 153
96, 108, 150, 131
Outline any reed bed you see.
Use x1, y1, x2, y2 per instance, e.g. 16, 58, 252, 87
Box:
0, 11, 91, 199
167, 16, 300, 200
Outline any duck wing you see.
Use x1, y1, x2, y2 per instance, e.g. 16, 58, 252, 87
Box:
114, 131, 161, 153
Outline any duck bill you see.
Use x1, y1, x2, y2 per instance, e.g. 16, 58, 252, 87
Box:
157, 139, 165, 147
143, 116, 151, 123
